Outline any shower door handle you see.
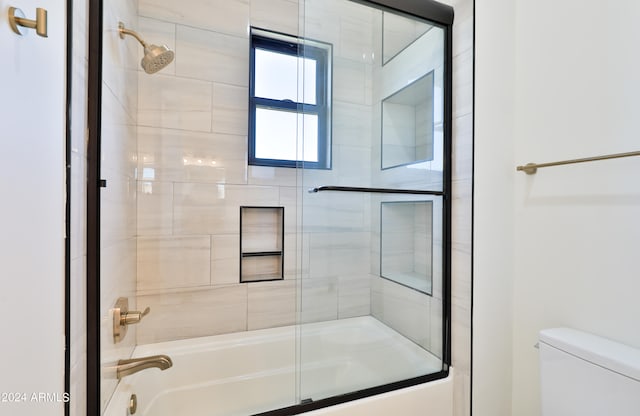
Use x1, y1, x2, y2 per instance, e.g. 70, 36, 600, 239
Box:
8, 7, 48, 38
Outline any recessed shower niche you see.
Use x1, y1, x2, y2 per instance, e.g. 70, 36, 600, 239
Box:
240, 206, 284, 282
382, 72, 435, 169
380, 201, 433, 294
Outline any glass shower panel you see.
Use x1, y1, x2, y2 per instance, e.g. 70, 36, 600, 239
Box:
95, 0, 451, 413
298, 0, 448, 404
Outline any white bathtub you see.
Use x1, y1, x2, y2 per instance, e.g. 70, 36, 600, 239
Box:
105, 316, 453, 416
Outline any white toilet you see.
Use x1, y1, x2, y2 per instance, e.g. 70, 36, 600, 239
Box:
539, 328, 640, 416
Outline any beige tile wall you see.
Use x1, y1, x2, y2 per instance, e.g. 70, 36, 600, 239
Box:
135, 0, 379, 344
369, 10, 445, 357
447, 0, 473, 415
138, 0, 470, 382
300, 2, 377, 322
134, 1, 280, 343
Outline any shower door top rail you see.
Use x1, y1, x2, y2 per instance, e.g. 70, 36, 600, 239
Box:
308, 185, 445, 196
516, 150, 640, 175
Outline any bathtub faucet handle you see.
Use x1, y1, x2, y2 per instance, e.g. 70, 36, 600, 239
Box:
113, 298, 151, 343
121, 306, 150, 325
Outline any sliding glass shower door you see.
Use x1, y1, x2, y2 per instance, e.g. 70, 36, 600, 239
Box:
297, 0, 451, 405
93, 0, 451, 414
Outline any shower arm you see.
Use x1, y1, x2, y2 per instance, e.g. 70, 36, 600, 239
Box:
118, 22, 147, 48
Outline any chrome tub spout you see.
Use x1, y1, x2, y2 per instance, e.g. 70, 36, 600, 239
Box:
116, 354, 173, 379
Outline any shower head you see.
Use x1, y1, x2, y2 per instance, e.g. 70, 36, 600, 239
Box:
141, 44, 175, 74
118, 22, 175, 74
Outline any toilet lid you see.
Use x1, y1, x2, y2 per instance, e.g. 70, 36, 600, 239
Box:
539, 328, 640, 382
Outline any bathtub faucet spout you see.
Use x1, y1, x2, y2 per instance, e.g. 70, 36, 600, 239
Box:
116, 354, 173, 379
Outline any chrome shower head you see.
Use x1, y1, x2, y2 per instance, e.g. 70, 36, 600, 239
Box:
118, 22, 175, 74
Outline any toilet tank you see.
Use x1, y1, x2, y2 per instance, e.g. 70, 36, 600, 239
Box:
539, 328, 640, 416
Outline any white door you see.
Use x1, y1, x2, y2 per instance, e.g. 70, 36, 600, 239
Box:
0, 0, 66, 415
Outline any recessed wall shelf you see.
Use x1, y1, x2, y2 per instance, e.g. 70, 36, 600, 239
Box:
380, 201, 433, 295
239, 206, 284, 283
381, 71, 435, 169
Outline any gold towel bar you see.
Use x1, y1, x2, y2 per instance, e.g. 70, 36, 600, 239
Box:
516, 150, 640, 174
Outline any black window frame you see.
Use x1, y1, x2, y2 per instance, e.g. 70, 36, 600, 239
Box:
249, 28, 332, 169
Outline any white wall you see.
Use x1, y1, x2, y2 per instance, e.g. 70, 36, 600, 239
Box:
475, 1, 640, 415
512, 1, 640, 414
473, 0, 515, 413
0, 0, 66, 414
